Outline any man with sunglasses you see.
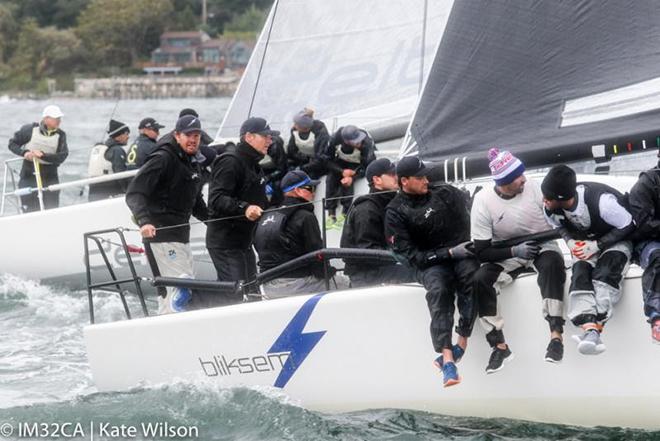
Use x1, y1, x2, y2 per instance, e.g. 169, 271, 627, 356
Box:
126, 117, 165, 169
206, 117, 273, 303
385, 157, 478, 387
341, 158, 415, 287
254, 170, 330, 298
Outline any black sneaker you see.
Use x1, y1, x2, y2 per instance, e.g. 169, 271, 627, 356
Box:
485, 345, 514, 374
544, 338, 563, 363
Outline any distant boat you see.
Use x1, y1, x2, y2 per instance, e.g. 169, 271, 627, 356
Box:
84, 0, 660, 430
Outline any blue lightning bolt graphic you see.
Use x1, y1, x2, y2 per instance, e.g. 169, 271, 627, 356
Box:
268, 293, 327, 388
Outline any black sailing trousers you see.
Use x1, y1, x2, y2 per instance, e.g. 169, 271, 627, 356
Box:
417, 258, 480, 352
324, 170, 354, 215
638, 241, 660, 324
474, 250, 566, 348
208, 247, 257, 304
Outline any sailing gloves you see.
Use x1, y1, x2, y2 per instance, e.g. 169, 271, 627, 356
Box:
511, 241, 541, 259
449, 241, 475, 259
568, 239, 599, 260
425, 241, 475, 265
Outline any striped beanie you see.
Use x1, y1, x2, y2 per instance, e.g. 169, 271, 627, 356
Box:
488, 148, 525, 185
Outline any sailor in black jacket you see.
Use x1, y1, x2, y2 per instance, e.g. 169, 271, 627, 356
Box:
125, 115, 208, 314
542, 165, 634, 355
254, 170, 330, 298
206, 117, 274, 301
323, 125, 376, 226
286, 108, 329, 178
126, 117, 164, 169
384, 157, 479, 387
629, 159, 660, 344
8, 105, 68, 212
260, 134, 289, 207
340, 158, 415, 287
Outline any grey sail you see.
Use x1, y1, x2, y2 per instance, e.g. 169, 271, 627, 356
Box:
216, 0, 454, 141
404, 0, 660, 178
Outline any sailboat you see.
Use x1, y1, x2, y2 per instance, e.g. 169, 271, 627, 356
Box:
84, 0, 660, 430
0, 0, 442, 289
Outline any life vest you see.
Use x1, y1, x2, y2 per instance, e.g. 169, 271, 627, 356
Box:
253, 207, 302, 270
547, 182, 630, 240
292, 130, 316, 157
88, 143, 113, 177
25, 126, 59, 165
335, 144, 362, 164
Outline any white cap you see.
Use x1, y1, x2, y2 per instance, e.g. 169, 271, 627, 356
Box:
42, 105, 64, 119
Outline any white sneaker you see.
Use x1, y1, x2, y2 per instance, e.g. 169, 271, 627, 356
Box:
574, 329, 606, 355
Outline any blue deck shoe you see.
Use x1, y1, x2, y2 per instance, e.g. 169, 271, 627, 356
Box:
433, 344, 465, 368
170, 286, 192, 312
441, 362, 461, 387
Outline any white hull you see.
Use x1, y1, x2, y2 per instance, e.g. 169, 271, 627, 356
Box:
85, 268, 660, 429
0, 196, 214, 289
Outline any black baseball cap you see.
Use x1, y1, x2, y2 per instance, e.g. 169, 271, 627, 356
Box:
179, 108, 199, 118
366, 158, 396, 183
138, 117, 164, 130
240, 117, 280, 137
175, 115, 202, 134
396, 156, 428, 178
280, 170, 320, 192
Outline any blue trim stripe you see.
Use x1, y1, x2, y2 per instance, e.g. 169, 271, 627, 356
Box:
281, 176, 311, 193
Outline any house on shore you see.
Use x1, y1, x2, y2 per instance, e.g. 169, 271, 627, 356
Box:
145, 31, 255, 75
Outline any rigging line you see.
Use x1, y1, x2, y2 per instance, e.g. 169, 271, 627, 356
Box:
246, 0, 280, 119
418, 0, 428, 96
124, 189, 400, 233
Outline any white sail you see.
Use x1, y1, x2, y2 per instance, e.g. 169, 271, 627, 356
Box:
216, 0, 453, 138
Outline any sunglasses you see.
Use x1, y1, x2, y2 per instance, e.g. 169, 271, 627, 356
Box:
299, 186, 316, 192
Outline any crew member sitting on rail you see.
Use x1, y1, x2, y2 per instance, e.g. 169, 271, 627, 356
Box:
8, 104, 68, 212
125, 115, 208, 314
88, 119, 131, 202
286, 108, 329, 179
323, 124, 376, 229
542, 165, 635, 355
629, 155, 660, 344
385, 157, 479, 387
254, 170, 333, 298
471, 148, 566, 369
340, 158, 415, 287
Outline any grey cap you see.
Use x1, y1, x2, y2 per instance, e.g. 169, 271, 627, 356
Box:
341, 125, 366, 145
293, 111, 314, 129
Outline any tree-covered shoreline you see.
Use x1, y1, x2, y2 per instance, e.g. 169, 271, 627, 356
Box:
0, 0, 271, 95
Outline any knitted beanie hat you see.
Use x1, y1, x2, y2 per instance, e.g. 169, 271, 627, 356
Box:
488, 147, 525, 185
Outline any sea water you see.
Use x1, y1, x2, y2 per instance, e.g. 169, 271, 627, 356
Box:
0, 98, 659, 440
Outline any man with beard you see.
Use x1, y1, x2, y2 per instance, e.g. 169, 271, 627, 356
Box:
471, 148, 566, 370
126, 115, 208, 314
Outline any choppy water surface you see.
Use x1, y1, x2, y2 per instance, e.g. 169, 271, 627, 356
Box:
1, 98, 659, 440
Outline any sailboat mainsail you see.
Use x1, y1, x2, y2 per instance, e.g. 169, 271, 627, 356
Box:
217, 0, 454, 140
403, 0, 660, 178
